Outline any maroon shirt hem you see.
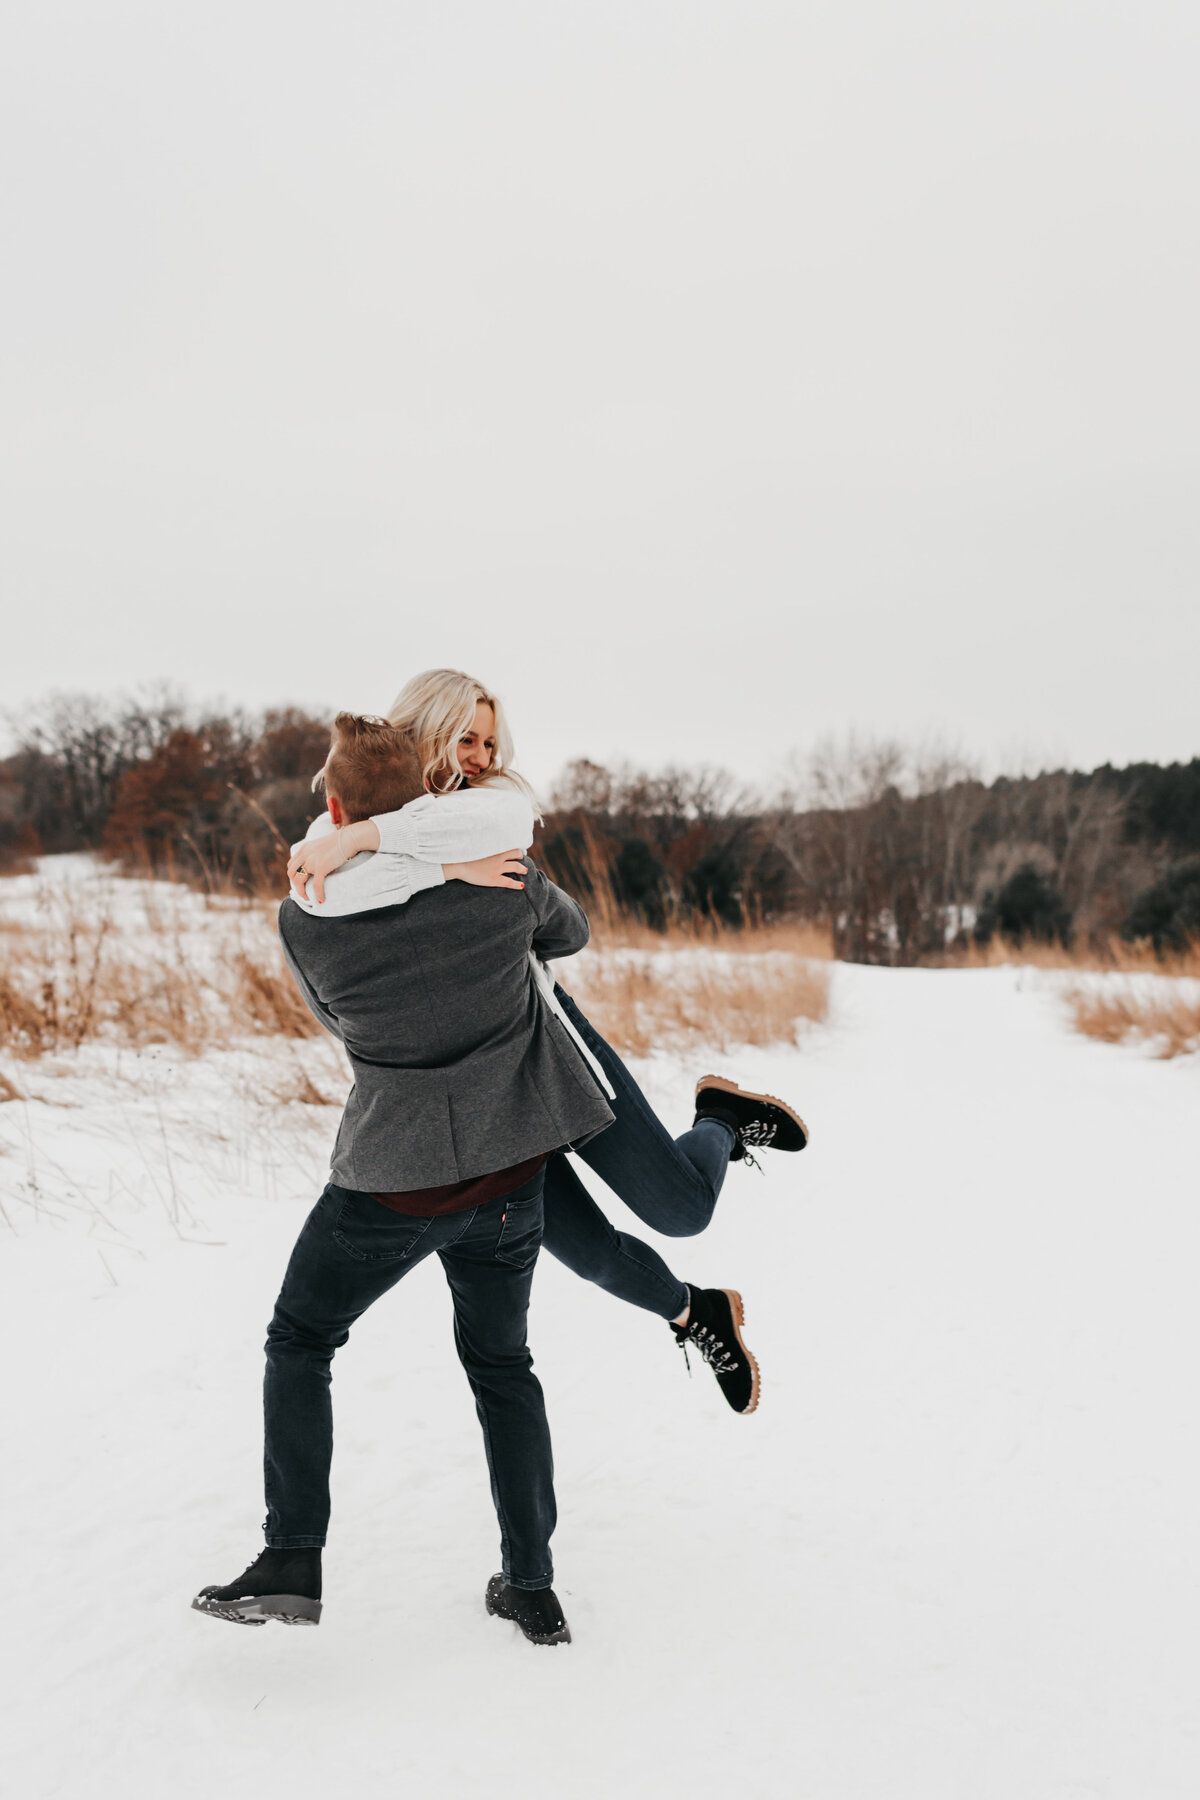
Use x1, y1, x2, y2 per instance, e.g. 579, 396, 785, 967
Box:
371, 1152, 550, 1218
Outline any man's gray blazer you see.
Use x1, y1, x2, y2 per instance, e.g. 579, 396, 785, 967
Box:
278, 864, 615, 1192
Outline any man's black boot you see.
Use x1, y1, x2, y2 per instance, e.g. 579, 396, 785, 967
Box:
485, 1575, 571, 1646
672, 1285, 760, 1415
192, 1547, 323, 1627
694, 1075, 808, 1164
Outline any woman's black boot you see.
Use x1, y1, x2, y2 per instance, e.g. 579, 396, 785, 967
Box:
694, 1075, 808, 1162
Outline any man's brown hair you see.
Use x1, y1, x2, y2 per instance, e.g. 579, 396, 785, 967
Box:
318, 713, 425, 822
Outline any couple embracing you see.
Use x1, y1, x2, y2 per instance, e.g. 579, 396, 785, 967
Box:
192, 669, 808, 1646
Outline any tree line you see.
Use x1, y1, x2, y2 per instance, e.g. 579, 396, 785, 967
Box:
2, 693, 1197, 961
0, 692, 331, 893
539, 745, 1200, 958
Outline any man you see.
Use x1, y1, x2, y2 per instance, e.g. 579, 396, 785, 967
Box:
192, 715, 613, 1646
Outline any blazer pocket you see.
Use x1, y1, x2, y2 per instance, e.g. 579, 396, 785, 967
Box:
333, 1190, 436, 1265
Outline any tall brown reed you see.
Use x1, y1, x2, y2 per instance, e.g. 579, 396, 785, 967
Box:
950, 934, 1200, 978
1067, 987, 1200, 1059
561, 952, 829, 1058
0, 908, 323, 1060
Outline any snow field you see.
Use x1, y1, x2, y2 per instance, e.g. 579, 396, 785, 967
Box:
2, 868, 1199, 1798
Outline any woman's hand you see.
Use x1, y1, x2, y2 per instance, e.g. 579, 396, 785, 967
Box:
288, 820, 380, 902
443, 849, 528, 890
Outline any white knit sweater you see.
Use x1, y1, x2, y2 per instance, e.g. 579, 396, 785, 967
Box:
289, 778, 536, 918
287, 780, 615, 1100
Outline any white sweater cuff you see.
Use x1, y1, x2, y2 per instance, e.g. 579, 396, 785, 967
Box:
407, 858, 445, 897
287, 851, 445, 916
370, 786, 535, 861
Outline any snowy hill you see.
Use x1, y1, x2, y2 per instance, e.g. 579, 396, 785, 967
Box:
1, 868, 1198, 1798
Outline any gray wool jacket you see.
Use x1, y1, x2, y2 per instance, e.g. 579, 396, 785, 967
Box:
277, 864, 615, 1193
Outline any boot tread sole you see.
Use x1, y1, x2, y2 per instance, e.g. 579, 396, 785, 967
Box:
191, 1591, 322, 1626
485, 1577, 572, 1645
719, 1286, 761, 1415
695, 1075, 808, 1147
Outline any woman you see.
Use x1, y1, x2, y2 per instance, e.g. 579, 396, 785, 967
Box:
287, 670, 809, 1415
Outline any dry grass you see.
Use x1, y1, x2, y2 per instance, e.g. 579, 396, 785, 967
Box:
0, 864, 830, 1075
0, 911, 828, 1066
228, 953, 326, 1040
548, 837, 832, 1056
591, 913, 835, 960
0, 903, 323, 1061
952, 926, 1200, 1059
950, 934, 1200, 978
0, 885, 831, 1065
1068, 987, 1200, 1059
267, 1065, 338, 1106
0, 914, 115, 1055
562, 951, 829, 1058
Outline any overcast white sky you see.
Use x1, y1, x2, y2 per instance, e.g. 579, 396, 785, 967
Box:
2, 1, 1197, 791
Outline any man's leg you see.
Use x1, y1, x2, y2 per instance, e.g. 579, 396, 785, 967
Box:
437, 1174, 556, 1592
194, 1183, 447, 1625
262, 1183, 443, 1547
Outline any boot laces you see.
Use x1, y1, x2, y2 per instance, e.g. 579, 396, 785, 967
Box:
738, 1118, 775, 1172
677, 1321, 740, 1378
740, 1119, 776, 1149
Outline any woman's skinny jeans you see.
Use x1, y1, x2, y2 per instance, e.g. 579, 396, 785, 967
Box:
541, 987, 736, 1321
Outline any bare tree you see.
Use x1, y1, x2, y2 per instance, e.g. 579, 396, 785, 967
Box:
9, 688, 186, 849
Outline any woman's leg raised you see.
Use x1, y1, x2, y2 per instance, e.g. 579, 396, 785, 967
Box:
541, 1153, 690, 1320
540, 1152, 763, 1415
555, 987, 735, 1239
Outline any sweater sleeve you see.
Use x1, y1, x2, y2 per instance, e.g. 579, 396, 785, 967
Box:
287, 850, 445, 918
290, 779, 535, 920
371, 780, 535, 862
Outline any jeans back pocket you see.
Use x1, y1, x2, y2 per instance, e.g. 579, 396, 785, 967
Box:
332, 1188, 436, 1265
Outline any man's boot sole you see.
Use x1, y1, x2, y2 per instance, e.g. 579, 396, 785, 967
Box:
721, 1287, 761, 1415
695, 1075, 809, 1149
191, 1592, 322, 1627
485, 1576, 572, 1646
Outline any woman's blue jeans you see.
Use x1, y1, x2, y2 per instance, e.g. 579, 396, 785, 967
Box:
262, 1170, 556, 1590
542, 988, 735, 1321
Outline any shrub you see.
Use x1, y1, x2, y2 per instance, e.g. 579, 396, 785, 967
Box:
683, 848, 744, 926
612, 837, 669, 929
1122, 859, 1200, 955
976, 866, 1073, 947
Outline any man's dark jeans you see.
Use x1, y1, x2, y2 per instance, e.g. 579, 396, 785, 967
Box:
262, 1169, 555, 1591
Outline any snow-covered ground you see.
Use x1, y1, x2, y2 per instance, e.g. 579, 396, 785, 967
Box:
2, 868, 1199, 1799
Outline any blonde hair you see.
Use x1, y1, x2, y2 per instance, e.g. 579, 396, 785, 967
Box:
385, 669, 540, 814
